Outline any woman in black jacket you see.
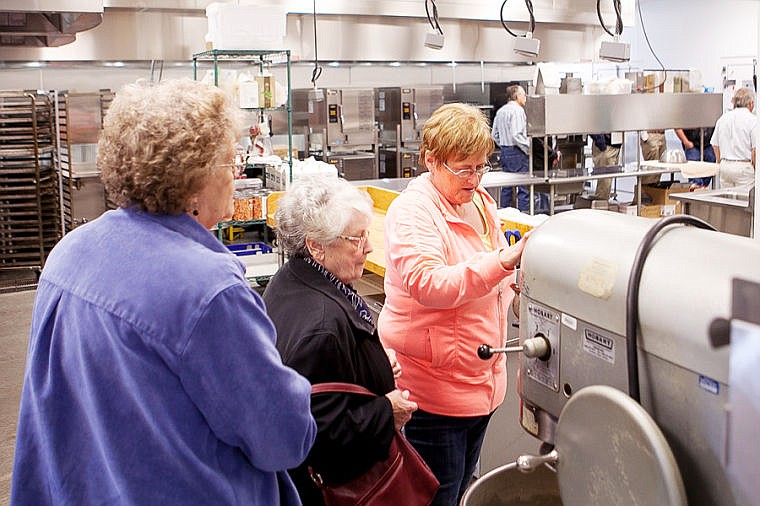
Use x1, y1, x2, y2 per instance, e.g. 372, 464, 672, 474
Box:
264, 176, 417, 505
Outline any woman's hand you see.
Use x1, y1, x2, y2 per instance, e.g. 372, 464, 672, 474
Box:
385, 348, 402, 379
385, 389, 418, 431
510, 282, 521, 319
499, 229, 532, 270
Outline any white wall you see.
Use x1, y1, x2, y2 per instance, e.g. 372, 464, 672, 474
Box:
625, 0, 759, 91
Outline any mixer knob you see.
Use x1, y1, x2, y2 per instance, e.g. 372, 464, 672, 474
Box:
522, 335, 550, 360
476, 336, 551, 361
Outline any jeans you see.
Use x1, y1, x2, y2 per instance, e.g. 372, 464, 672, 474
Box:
499, 145, 529, 210
685, 145, 716, 187
404, 409, 494, 506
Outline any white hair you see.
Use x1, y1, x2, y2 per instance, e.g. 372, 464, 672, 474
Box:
274, 176, 373, 258
733, 87, 756, 109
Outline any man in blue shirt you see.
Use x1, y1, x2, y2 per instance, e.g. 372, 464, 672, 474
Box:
492, 84, 530, 210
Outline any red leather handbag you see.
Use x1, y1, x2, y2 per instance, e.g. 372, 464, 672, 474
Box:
309, 382, 439, 506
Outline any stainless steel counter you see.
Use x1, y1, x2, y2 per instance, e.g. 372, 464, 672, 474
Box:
352, 171, 542, 193
353, 166, 679, 193
670, 187, 754, 237
352, 165, 685, 215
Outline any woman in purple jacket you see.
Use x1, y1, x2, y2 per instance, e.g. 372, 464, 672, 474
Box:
11, 79, 316, 506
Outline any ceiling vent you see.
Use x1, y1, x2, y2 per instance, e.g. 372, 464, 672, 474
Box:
0, 0, 103, 47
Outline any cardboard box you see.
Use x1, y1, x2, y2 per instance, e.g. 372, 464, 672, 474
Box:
639, 204, 662, 219
642, 182, 691, 214
639, 204, 678, 219
619, 203, 638, 216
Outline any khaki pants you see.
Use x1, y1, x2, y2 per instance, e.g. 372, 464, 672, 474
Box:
635, 132, 667, 201
592, 144, 621, 200
719, 160, 754, 188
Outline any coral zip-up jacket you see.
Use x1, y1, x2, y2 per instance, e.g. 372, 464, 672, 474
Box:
378, 174, 515, 417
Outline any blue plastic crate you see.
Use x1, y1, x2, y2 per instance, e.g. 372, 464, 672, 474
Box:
227, 242, 273, 256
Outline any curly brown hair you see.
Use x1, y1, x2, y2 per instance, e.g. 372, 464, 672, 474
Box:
419, 103, 494, 167
98, 79, 242, 214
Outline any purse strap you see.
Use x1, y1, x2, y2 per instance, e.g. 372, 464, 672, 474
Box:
311, 382, 377, 398
308, 382, 378, 490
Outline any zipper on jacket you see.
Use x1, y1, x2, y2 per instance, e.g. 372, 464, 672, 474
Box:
489, 280, 504, 409
497, 281, 504, 347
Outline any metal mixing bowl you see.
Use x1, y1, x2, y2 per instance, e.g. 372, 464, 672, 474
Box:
660, 149, 687, 163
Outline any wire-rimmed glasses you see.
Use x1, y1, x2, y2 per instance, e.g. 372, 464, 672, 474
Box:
441, 161, 492, 179
337, 231, 370, 252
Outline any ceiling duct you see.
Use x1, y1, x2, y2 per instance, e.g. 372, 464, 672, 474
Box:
0, 0, 103, 47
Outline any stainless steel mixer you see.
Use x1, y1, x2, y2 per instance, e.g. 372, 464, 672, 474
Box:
468, 209, 760, 506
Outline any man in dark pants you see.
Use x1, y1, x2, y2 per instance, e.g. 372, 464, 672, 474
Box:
676, 127, 716, 188
589, 133, 622, 201
492, 84, 529, 210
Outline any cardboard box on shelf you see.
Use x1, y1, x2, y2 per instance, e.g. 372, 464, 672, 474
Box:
642, 182, 691, 214
639, 204, 677, 219
618, 203, 638, 216
273, 146, 298, 160
639, 204, 662, 219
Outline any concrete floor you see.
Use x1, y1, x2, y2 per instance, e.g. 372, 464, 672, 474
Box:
0, 281, 540, 503
0, 289, 35, 505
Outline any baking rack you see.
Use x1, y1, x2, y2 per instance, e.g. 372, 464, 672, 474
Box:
0, 91, 62, 273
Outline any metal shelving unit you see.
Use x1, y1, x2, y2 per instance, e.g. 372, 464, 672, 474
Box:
192, 49, 292, 242
0, 91, 61, 274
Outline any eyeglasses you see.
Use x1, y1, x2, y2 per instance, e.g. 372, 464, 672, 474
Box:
337, 231, 370, 252
441, 161, 492, 179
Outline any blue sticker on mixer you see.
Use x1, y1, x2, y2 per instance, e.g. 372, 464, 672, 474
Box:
698, 375, 719, 395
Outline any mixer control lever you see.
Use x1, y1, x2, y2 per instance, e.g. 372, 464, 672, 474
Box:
516, 450, 558, 473
477, 344, 524, 359
523, 336, 550, 360
477, 336, 550, 360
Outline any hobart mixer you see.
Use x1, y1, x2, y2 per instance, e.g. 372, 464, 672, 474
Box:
467, 209, 760, 506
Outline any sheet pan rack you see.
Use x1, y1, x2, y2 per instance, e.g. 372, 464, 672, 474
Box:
0, 91, 62, 272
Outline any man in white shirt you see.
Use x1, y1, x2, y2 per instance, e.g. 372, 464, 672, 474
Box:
492, 84, 530, 210
711, 87, 757, 188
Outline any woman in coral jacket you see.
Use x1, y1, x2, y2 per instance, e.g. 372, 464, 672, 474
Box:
379, 102, 529, 506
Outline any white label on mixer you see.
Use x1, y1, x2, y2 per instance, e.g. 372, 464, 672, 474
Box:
583, 328, 615, 364
561, 313, 577, 330
521, 406, 539, 436
577, 258, 618, 300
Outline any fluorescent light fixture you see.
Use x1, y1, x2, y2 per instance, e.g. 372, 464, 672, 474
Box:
599, 40, 630, 62
424, 32, 445, 50
328, 61, 340, 67
389, 61, 401, 67
514, 34, 540, 58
